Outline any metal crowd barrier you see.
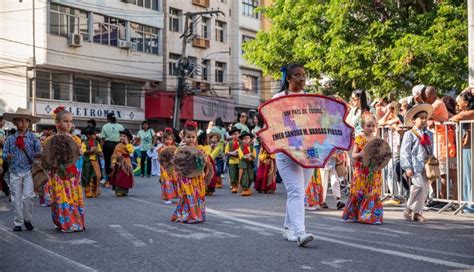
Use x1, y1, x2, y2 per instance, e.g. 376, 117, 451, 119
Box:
375, 121, 474, 215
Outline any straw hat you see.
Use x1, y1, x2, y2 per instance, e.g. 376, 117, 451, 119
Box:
207, 132, 221, 141
3, 108, 40, 123
404, 104, 433, 127
362, 138, 392, 171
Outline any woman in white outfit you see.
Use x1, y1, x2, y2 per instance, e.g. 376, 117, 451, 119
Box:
273, 64, 315, 247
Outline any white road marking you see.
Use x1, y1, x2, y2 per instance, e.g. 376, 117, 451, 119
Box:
127, 196, 474, 269
0, 224, 97, 271
109, 225, 147, 248
321, 259, 354, 269
319, 231, 474, 260
205, 208, 474, 270
300, 265, 313, 270
134, 224, 238, 240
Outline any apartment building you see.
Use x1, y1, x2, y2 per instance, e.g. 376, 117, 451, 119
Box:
0, 0, 164, 130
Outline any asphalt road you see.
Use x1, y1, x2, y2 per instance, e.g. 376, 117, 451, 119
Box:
0, 176, 473, 272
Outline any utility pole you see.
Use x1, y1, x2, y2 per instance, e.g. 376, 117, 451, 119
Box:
172, 9, 224, 130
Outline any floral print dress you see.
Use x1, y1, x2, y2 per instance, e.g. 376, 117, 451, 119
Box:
342, 135, 383, 224
305, 168, 324, 208
48, 136, 85, 232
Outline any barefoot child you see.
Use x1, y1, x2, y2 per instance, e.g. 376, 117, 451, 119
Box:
3, 108, 42, 231
342, 113, 384, 224
238, 131, 256, 196
225, 126, 241, 193
401, 104, 434, 222
110, 129, 135, 197
81, 127, 102, 198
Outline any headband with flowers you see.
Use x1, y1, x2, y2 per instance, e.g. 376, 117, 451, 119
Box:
52, 105, 66, 118
184, 120, 198, 129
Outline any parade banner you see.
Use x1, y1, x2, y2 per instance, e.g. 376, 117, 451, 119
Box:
257, 94, 354, 168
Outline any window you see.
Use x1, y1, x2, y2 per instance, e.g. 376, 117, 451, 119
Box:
242, 74, 258, 94
73, 77, 90, 103
93, 15, 126, 46
36, 71, 51, 99
131, 23, 160, 54
169, 8, 181, 32
91, 80, 108, 104
201, 17, 210, 39
202, 60, 210, 81
111, 82, 126, 106
127, 83, 142, 107
49, 3, 89, 38
215, 20, 225, 43
188, 57, 197, 79
242, 0, 259, 19
126, 0, 160, 11
169, 53, 181, 76
52, 73, 71, 101
215, 61, 226, 83
241, 35, 254, 55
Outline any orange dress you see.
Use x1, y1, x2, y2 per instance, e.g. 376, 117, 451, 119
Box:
342, 135, 383, 224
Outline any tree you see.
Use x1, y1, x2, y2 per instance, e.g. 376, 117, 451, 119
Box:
243, 0, 467, 99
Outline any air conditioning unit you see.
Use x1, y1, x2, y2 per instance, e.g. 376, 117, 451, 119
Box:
118, 39, 129, 49
67, 33, 83, 47
121, 0, 135, 3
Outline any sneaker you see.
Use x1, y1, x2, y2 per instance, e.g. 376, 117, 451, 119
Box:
305, 206, 317, 211
13, 226, 21, 232
413, 213, 427, 223
336, 201, 345, 210
164, 200, 172, 205
24, 221, 34, 231
296, 233, 314, 247
403, 208, 413, 221
426, 200, 439, 208
321, 202, 329, 209
283, 228, 297, 242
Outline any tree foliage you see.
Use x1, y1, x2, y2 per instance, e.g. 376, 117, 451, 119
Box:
243, 0, 467, 98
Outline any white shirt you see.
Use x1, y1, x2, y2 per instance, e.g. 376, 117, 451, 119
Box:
272, 90, 305, 99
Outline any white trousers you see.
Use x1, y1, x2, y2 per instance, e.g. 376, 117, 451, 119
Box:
276, 154, 313, 235
320, 167, 342, 201
406, 173, 429, 214
10, 172, 34, 226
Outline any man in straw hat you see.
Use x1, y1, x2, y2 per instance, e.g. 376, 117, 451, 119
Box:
400, 104, 434, 223
3, 108, 41, 231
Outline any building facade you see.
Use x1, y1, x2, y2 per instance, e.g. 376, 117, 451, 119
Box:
0, 0, 164, 130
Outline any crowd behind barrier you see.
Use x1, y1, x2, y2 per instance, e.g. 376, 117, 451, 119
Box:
343, 121, 474, 215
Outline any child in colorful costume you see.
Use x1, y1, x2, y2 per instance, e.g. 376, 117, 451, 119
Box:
81, 127, 102, 198
254, 147, 277, 194
342, 113, 383, 224
171, 121, 206, 223
225, 126, 241, 193
110, 129, 135, 197
158, 128, 177, 204
238, 131, 256, 196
